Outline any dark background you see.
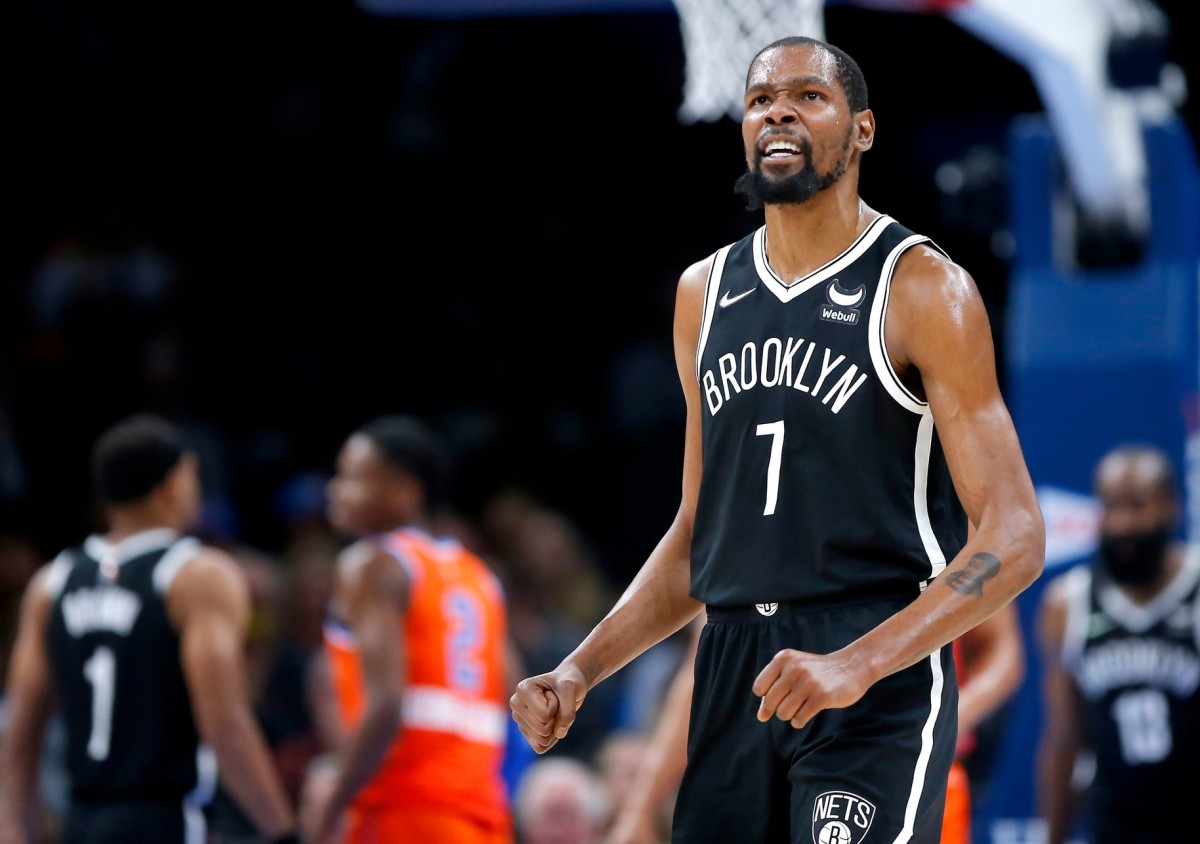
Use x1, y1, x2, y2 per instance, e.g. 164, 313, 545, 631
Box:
1, 0, 1195, 585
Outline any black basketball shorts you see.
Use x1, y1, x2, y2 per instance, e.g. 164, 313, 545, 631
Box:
672, 596, 958, 844
59, 797, 208, 844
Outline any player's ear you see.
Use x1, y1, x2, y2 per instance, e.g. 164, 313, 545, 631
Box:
391, 471, 426, 520
854, 108, 875, 152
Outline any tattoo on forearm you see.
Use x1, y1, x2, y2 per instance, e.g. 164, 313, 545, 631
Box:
583, 661, 604, 685
942, 552, 1000, 597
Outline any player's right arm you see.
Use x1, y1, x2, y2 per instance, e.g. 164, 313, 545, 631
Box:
509, 257, 711, 754
1034, 573, 1083, 844
169, 547, 297, 840
0, 566, 56, 844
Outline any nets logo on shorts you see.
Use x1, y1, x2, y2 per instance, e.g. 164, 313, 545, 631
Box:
812, 790, 876, 844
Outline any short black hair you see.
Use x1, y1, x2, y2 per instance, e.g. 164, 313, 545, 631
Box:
92, 414, 188, 504
1095, 443, 1179, 499
354, 415, 453, 509
749, 36, 870, 115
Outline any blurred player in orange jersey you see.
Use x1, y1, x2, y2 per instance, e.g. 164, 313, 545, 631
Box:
304, 415, 516, 844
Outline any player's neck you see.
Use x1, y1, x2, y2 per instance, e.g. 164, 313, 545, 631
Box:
762, 193, 876, 285
104, 505, 184, 544
363, 514, 427, 537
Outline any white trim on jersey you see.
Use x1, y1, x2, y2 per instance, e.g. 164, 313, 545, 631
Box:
42, 551, 75, 600
183, 745, 216, 844
1059, 564, 1094, 669
182, 803, 205, 844
694, 243, 734, 382
914, 413, 948, 577
894, 649, 946, 844
402, 685, 508, 745
867, 233, 931, 415
1096, 544, 1200, 633
379, 532, 422, 587
84, 528, 179, 565
864, 234, 947, 581
152, 538, 203, 596
754, 215, 895, 302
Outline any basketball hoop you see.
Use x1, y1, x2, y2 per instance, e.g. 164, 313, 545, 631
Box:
670, 0, 826, 124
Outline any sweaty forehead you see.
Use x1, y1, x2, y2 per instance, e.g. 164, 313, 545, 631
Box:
747, 44, 839, 91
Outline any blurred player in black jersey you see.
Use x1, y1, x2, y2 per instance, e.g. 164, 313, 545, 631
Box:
0, 414, 297, 844
1037, 444, 1199, 844
510, 36, 1044, 844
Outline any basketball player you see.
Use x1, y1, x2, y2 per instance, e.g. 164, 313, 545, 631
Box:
0, 414, 298, 844
510, 35, 1044, 844
1036, 444, 1198, 844
304, 415, 514, 844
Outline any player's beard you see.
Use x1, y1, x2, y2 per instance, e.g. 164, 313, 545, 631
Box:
734, 134, 851, 211
1097, 525, 1172, 586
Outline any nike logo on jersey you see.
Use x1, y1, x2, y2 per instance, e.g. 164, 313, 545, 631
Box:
718, 286, 757, 308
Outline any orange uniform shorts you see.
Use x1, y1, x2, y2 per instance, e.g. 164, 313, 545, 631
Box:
940, 759, 971, 844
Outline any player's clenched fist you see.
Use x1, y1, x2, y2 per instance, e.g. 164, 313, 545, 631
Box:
752, 648, 871, 729
509, 665, 589, 753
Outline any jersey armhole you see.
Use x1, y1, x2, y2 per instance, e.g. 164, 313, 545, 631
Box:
42, 551, 75, 600
694, 244, 733, 383
866, 234, 933, 414
153, 538, 203, 596
1060, 565, 1093, 668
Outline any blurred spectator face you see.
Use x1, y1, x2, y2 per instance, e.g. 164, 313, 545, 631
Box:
523, 780, 604, 844
516, 758, 610, 844
1094, 451, 1177, 586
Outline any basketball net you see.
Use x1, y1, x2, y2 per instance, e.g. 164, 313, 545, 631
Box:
671, 0, 826, 124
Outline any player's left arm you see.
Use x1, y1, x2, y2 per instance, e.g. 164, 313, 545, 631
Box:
853, 245, 1044, 680
172, 548, 297, 840
754, 246, 1044, 726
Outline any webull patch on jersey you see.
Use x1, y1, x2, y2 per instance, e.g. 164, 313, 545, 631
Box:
820, 279, 864, 326
812, 790, 875, 844
755, 603, 778, 616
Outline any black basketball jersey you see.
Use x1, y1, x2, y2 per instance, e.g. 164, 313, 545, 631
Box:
1059, 549, 1200, 836
44, 528, 217, 805
691, 215, 967, 606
